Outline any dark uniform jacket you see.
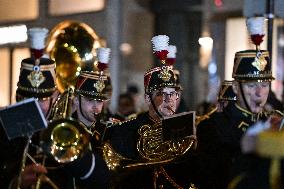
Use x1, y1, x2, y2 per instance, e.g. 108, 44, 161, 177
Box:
228, 155, 279, 189
103, 112, 196, 189
195, 102, 276, 189
65, 111, 111, 189
0, 125, 26, 188
228, 117, 284, 189
0, 117, 110, 189
0, 125, 87, 189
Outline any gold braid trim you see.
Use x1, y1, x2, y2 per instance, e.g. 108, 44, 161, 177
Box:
235, 103, 269, 122
235, 51, 269, 58
80, 72, 108, 80
17, 85, 56, 93
102, 143, 130, 171
153, 166, 182, 189
21, 62, 56, 71
195, 107, 217, 126
153, 166, 198, 189
21, 62, 56, 83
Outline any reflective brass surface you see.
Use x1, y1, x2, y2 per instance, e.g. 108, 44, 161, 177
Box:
46, 21, 104, 92
137, 122, 194, 162
102, 122, 194, 171
51, 122, 80, 148
42, 118, 90, 163
41, 87, 90, 163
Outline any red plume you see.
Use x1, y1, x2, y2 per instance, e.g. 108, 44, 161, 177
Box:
166, 58, 176, 66
154, 50, 168, 61
251, 34, 265, 46
31, 48, 44, 59
97, 62, 108, 71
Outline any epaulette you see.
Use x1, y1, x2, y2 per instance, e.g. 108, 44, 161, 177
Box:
196, 107, 217, 125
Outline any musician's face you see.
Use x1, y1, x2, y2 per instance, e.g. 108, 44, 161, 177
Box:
79, 96, 104, 122
233, 81, 270, 113
150, 87, 180, 117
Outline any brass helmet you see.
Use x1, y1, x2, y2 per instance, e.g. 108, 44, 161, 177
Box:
46, 21, 104, 92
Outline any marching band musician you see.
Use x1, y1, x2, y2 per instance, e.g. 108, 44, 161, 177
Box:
216, 80, 237, 112
47, 47, 114, 188
195, 80, 237, 126
0, 27, 61, 188
195, 17, 283, 189
228, 114, 284, 189
101, 35, 197, 188
1, 28, 111, 189
67, 48, 114, 188
72, 47, 113, 147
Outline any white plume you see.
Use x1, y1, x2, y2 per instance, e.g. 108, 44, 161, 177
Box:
28, 28, 49, 50
246, 17, 265, 35
167, 45, 177, 58
151, 35, 169, 52
96, 47, 111, 64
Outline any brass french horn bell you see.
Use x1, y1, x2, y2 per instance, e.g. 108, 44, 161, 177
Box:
46, 21, 104, 92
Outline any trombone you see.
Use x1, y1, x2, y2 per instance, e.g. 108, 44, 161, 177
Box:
40, 86, 90, 163
18, 87, 91, 188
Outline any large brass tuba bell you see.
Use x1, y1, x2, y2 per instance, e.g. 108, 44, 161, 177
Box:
40, 87, 90, 163
46, 21, 104, 92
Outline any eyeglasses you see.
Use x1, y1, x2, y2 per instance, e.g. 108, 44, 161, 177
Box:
155, 91, 180, 100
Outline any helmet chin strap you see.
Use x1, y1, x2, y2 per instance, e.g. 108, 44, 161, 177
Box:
239, 83, 252, 112
149, 93, 163, 119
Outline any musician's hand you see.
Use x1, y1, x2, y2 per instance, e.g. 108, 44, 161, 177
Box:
241, 119, 271, 154
20, 164, 47, 188
241, 134, 257, 154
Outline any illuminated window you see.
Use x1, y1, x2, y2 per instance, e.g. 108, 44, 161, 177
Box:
49, 0, 105, 16
0, 0, 38, 23
0, 25, 27, 45
0, 48, 10, 106
11, 48, 30, 104
0, 48, 29, 106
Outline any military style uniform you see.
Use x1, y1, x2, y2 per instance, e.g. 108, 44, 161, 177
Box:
101, 37, 197, 188
103, 111, 197, 189
195, 49, 278, 189
0, 28, 93, 189
196, 102, 282, 189
0, 30, 63, 188
228, 156, 283, 189
69, 48, 115, 188
0, 126, 26, 188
